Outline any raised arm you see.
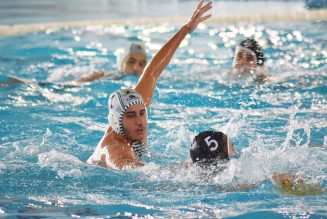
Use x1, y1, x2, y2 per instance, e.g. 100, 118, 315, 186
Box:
135, 0, 212, 108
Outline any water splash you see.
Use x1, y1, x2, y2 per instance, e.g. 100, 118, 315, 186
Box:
38, 150, 84, 179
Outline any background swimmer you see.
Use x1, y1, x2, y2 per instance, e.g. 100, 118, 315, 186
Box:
76, 43, 147, 82
87, 0, 213, 170
0, 43, 147, 87
228, 38, 269, 83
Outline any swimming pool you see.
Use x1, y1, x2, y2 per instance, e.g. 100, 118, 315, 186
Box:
1, 3, 327, 219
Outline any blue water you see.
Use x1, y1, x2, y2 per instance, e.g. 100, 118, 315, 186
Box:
0, 13, 327, 219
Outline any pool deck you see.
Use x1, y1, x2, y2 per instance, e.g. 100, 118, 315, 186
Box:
0, 1, 327, 36
1, 9, 327, 37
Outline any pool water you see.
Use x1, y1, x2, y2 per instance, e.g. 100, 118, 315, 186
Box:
0, 18, 327, 218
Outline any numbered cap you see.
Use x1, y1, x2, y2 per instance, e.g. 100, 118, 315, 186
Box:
190, 131, 229, 164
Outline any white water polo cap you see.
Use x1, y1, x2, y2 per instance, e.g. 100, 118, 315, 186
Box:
118, 43, 147, 69
108, 88, 145, 136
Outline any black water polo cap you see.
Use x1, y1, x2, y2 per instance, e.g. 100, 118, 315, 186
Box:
190, 131, 229, 164
240, 38, 265, 66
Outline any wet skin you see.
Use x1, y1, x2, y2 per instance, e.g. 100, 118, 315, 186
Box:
122, 104, 147, 141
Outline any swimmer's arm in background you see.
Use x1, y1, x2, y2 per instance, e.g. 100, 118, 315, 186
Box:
271, 172, 324, 196
271, 172, 303, 187
135, 0, 212, 108
75, 71, 106, 83
224, 173, 305, 191
159, 161, 192, 171
0, 75, 29, 87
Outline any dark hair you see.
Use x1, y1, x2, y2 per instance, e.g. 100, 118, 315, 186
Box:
240, 38, 265, 66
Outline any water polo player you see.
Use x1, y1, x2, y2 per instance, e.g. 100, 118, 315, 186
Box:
76, 43, 147, 83
230, 38, 269, 82
190, 131, 237, 167
188, 131, 318, 194
87, 0, 213, 169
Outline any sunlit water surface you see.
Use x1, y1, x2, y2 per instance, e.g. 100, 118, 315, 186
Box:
0, 20, 326, 218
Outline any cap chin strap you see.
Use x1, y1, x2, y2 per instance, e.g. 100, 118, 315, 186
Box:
131, 140, 145, 159
227, 137, 230, 155
123, 129, 146, 159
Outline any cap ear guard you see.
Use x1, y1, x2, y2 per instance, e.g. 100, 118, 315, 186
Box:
108, 88, 145, 136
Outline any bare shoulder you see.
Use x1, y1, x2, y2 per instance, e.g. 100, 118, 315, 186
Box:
87, 130, 119, 166
104, 138, 132, 160
102, 131, 140, 169
89, 128, 143, 169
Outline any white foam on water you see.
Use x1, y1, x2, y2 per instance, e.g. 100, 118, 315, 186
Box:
163, 126, 194, 159
138, 100, 327, 188
140, 141, 326, 188
37, 87, 92, 105
274, 203, 327, 218
227, 110, 326, 186
37, 149, 85, 178
84, 193, 113, 205
6, 139, 45, 159
8, 82, 93, 107
0, 160, 31, 170
29, 195, 84, 206
47, 65, 95, 83
32, 115, 107, 132
5, 128, 56, 159
139, 160, 226, 186
0, 162, 5, 171
214, 114, 245, 140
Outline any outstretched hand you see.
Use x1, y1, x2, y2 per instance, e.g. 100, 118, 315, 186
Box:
271, 172, 304, 187
187, 0, 212, 33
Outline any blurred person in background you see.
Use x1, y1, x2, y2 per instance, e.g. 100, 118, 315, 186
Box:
0, 43, 147, 87
228, 38, 269, 83
76, 43, 147, 82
